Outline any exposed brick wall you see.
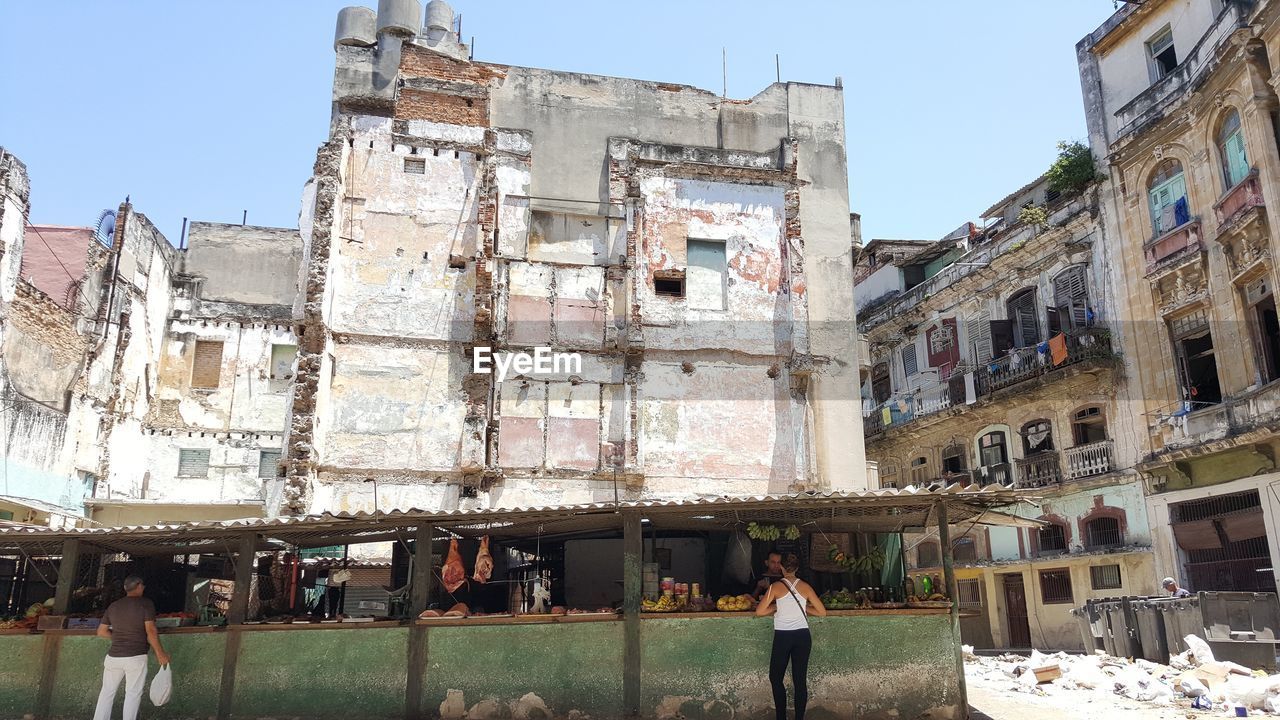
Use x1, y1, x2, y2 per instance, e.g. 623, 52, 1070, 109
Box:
394, 89, 489, 126
399, 45, 506, 84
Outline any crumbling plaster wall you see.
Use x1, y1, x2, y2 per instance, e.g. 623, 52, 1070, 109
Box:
183, 223, 302, 307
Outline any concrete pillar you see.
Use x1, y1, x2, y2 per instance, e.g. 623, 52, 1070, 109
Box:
622, 511, 642, 719
936, 501, 968, 711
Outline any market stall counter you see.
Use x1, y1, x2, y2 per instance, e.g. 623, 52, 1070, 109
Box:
0, 486, 1037, 720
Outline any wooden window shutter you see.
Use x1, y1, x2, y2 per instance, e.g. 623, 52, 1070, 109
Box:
968, 313, 992, 362
902, 345, 918, 377
177, 449, 210, 477
191, 340, 224, 389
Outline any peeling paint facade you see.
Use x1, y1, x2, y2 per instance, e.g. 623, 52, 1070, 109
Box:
1079, 0, 1280, 598
281, 0, 866, 516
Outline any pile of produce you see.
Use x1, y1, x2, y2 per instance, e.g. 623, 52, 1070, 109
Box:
820, 589, 861, 610
641, 595, 682, 613
0, 601, 52, 630
746, 522, 801, 541
714, 594, 756, 612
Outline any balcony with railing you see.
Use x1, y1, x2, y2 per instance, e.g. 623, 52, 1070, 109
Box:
1065, 440, 1114, 480
1143, 218, 1203, 275
1214, 170, 1265, 231
864, 327, 1114, 440
981, 327, 1114, 394
972, 462, 1011, 487
1015, 452, 1062, 488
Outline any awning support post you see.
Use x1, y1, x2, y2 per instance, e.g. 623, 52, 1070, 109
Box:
622, 511, 642, 718
227, 533, 257, 625
410, 523, 434, 616
936, 500, 968, 711
52, 538, 80, 615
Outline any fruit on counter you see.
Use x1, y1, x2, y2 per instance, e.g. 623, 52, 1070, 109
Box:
642, 595, 682, 612
24, 603, 48, 619
714, 594, 755, 612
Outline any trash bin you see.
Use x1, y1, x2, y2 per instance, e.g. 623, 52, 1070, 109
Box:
1132, 599, 1171, 663
1160, 594, 1201, 656
1072, 600, 1105, 653
1198, 591, 1279, 672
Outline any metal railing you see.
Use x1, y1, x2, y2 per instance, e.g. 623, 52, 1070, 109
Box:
1214, 170, 1264, 229
1015, 452, 1062, 488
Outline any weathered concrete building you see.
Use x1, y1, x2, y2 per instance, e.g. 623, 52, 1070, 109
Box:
280, 0, 866, 514
1079, 0, 1280, 595
0, 147, 303, 527
854, 171, 1157, 651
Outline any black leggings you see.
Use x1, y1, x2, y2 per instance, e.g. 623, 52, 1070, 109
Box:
769, 628, 812, 720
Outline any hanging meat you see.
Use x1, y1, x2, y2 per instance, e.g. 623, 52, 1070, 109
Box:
473, 536, 494, 584
442, 538, 467, 593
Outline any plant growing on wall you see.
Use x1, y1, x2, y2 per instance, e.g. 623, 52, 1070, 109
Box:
1046, 140, 1099, 196
1017, 204, 1049, 231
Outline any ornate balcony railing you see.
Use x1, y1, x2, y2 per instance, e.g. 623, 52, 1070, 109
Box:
1064, 440, 1113, 480
982, 327, 1113, 393
1214, 170, 1264, 230
1143, 218, 1202, 273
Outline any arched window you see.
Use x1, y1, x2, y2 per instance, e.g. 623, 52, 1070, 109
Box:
1038, 524, 1067, 555
1148, 158, 1188, 236
918, 542, 941, 568
1048, 266, 1089, 334
1071, 406, 1108, 446
1218, 110, 1250, 189
953, 537, 978, 563
1006, 288, 1040, 348
1085, 516, 1123, 549
910, 456, 930, 486
941, 443, 968, 476
1021, 419, 1055, 455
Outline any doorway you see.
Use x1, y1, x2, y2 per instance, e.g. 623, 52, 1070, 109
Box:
1002, 574, 1032, 649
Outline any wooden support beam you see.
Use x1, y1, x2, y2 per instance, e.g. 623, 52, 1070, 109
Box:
622, 511, 642, 719
52, 538, 80, 615
227, 533, 257, 625
409, 524, 434, 616
936, 500, 968, 711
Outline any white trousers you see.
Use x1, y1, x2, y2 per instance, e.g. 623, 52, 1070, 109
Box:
93, 653, 148, 720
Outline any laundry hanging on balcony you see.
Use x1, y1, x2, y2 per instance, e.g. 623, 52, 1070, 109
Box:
1049, 333, 1068, 366
1174, 196, 1190, 226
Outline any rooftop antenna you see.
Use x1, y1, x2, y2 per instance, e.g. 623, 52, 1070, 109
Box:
241, 210, 247, 226
776, 54, 780, 83
722, 47, 727, 98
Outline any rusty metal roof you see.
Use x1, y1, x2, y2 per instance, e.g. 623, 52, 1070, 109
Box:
0, 484, 1035, 557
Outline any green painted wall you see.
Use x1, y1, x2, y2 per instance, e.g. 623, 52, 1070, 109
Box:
232, 627, 408, 719
0, 616, 963, 720
0, 634, 43, 718
641, 615, 963, 720
422, 621, 624, 717
47, 632, 224, 720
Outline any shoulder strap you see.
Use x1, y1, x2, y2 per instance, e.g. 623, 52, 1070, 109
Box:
782, 579, 807, 617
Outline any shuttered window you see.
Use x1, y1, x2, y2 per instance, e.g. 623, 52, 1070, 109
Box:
258, 449, 282, 479
901, 345, 918, 378
968, 313, 993, 363
1050, 266, 1089, 333
177, 449, 210, 477
1007, 289, 1040, 348
1148, 160, 1187, 236
191, 341, 224, 389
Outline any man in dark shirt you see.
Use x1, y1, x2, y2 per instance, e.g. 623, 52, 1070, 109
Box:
93, 576, 170, 720
1163, 577, 1192, 598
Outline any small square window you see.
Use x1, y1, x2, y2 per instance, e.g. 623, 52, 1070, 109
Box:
1039, 568, 1074, 604
1090, 564, 1122, 590
654, 271, 685, 298
177, 449, 211, 478
404, 157, 426, 174
258, 449, 282, 480
270, 344, 297, 381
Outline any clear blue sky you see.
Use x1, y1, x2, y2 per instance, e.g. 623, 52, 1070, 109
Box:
0, 1, 1119, 245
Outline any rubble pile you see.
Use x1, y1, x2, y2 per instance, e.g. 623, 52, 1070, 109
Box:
964, 638, 1280, 714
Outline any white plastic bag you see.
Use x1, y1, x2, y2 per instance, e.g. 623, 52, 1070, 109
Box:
149, 664, 172, 707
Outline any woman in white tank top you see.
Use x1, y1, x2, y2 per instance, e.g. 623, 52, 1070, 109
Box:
755, 553, 827, 720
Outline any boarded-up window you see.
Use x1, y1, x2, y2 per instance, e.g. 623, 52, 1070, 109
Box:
687, 239, 727, 310
1040, 568, 1074, 604
270, 344, 297, 381
258, 449, 281, 479
191, 341, 224, 389
1090, 564, 1122, 590
404, 157, 426, 174
177, 449, 210, 477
